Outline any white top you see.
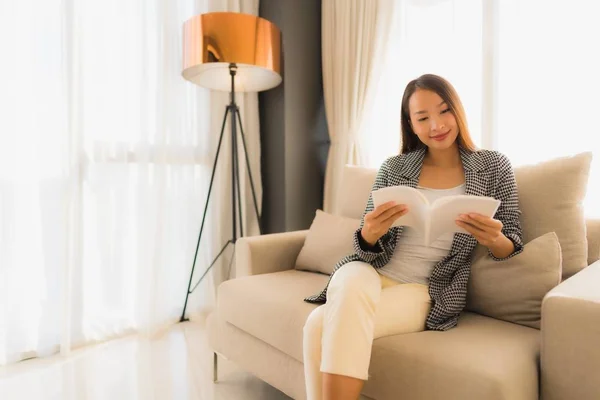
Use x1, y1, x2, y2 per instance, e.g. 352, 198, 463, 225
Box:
378, 183, 466, 286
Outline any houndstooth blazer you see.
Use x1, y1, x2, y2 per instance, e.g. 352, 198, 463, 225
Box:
304, 146, 524, 331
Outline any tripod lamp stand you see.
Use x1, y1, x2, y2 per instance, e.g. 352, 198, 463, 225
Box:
179, 12, 282, 322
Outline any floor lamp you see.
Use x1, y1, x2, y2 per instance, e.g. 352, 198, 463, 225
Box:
179, 12, 282, 322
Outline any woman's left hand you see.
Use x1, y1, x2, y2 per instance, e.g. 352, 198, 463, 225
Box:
455, 213, 504, 247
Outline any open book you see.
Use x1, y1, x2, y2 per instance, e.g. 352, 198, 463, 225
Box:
371, 186, 501, 246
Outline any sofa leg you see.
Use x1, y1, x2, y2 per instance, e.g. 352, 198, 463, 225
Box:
213, 352, 218, 383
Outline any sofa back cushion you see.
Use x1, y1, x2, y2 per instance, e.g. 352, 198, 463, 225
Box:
513, 152, 591, 279
335, 165, 376, 220
335, 152, 593, 279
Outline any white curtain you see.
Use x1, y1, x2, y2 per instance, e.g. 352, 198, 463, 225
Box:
0, 0, 260, 366
321, 0, 397, 213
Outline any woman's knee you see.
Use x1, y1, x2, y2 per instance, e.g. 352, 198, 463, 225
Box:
303, 305, 325, 338
328, 261, 380, 300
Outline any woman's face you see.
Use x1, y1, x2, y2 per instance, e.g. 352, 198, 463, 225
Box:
408, 89, 459, 150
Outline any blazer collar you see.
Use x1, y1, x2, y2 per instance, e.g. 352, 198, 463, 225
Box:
400, 146, 486, 180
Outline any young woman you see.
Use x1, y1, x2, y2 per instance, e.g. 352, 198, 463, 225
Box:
302, 74, 524, 400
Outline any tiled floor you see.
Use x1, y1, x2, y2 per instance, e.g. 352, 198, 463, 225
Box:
0, 318, 291, 400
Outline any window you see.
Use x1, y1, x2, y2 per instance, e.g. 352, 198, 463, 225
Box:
365, 0, 483, 167
496, 0, 600, 217
368, 0, 599, 217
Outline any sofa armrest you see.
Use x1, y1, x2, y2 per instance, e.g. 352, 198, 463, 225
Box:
586, 218, 600, 265
235, 230, 308, 278
541, 260, 600, 400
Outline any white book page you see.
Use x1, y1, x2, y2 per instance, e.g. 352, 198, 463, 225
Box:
428, 195, 501, 244
371, 186, 428, 232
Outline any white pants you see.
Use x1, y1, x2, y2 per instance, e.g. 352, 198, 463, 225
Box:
302, 261, 432, 400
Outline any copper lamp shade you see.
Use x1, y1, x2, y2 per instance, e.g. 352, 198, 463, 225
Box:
182, 12, 282, 92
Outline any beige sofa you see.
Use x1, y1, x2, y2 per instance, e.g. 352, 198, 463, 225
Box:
207, 162, 600, 400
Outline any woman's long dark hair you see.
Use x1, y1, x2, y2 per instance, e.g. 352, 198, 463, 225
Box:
400, 74, 477, 154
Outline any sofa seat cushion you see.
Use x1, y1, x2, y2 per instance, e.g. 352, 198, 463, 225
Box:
364, 312, 541, 400
219, 271, 540, 400
217, 269, 326, 362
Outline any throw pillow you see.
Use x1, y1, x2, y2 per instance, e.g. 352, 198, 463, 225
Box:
514, 152, 592, 280
295, 210, 360, 275
466, 232, 562, 329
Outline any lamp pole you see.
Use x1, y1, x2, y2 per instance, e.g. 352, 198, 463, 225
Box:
180, 64, 262, 322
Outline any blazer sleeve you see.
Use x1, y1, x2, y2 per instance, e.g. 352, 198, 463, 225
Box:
490, 153, 524, 261
352, 157, 395, 264
425, 258, 470, 331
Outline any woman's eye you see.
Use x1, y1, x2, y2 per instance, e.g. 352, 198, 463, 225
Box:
418, 117, 428, 122
441, 108, 450, 114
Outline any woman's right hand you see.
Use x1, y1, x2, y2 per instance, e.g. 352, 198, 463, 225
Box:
360, 202, 408, 247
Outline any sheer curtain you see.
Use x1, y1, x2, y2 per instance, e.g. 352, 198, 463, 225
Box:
321, 0, 397, 213
0, 0, 69, 364
0, 0, 260, 366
